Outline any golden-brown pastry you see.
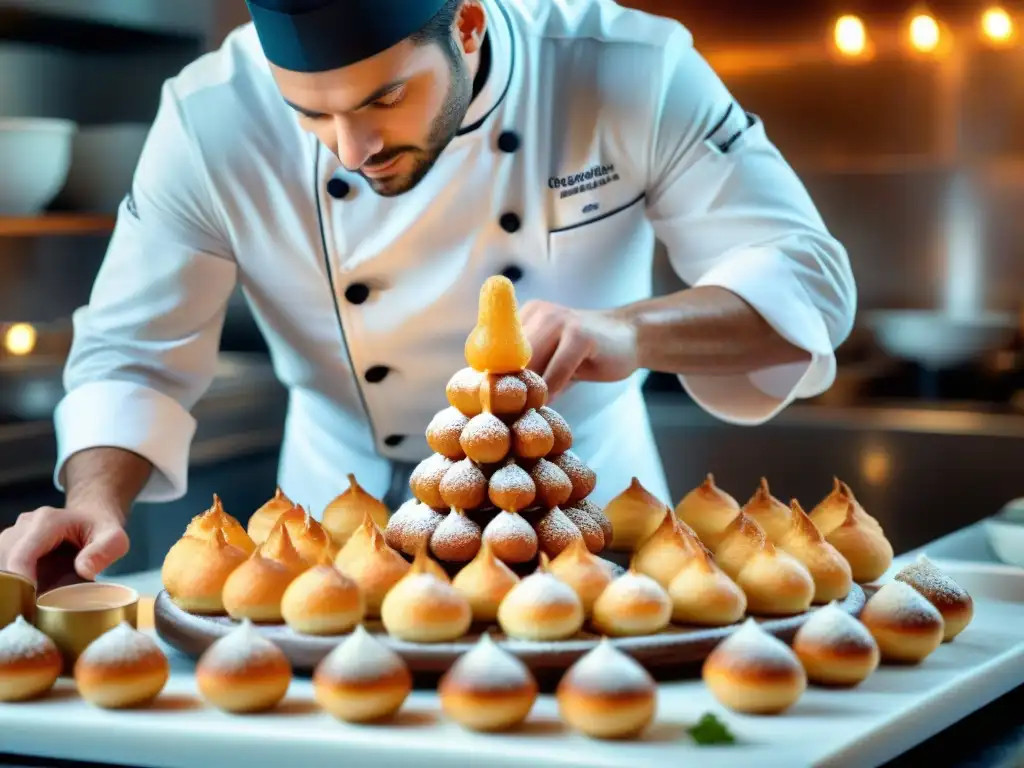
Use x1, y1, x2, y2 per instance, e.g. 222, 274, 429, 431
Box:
552, 451, 596, 505
860, 581, 944, 663
162, 528, 249, 615
591, 566, 672, 637
479, 373, 528, 415
385, 498, 445, 557
548, 536, 613, 614
334, 516, 410, 617
464, 275, 533, 374
482, 510, 539, 564
510, 409, 555, 459
778, 500, 853, 604
528, 458, 573, 510
792, 601, 880, 686
185, 494, 256, 555
0, 615, 63, 702
561, 504, 606, 554
281, 553, 365, 635
517, 369, 548, 411
447, 366, 485, 417
322, 473, 391, 548
409, 453, 455, 509
222, 525, 307, 622
556, 638, 656, 739
452, 539, 521, 622
675, 473, 741, 551
270, 505, 336, 566
74, 622, 170, 709
894, 555, 973, 642
537, 405, 573, 455
196, 619, 292, 713
246, 487, 294, 546
497, 557, 585, 640
536, 506, 584, 558
439, 633, 538, 732
603, 478, 668, 552
667, 540, 747, 627
488, 461, 537, 512
313, 624, 412, 723
430, 507, 483, 563
703, 618, 806, 714
460, 413, 512, 464
810, 477, 885, 537
572, 498, 613, 545
632, 511, 698, 588
741, 478, 792, 543
440, 458, 489, 510
819, 504, 894, 584
381, 547, 473, 642
427, 406, 471, 460
715, 514, 815, 616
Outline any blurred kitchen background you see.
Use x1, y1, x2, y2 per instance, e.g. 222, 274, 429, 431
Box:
0, 0, 1022, 575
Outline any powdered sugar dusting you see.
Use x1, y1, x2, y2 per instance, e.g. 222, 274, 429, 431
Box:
78, 621, 163, 667
483, 511, 538, 548
795, 602, 875, 648
574, 498, 613, 540
517, 369, 548, 410
460, 413, 511, 462
562, 505, 604, 547
511, 409, 554, 458
605, 571, 671, 608
504, 571, 580, 610
440, 459, 488, 509
715, 618, 801, 669
202, 619, 285, 673
895, 554, 969, 607
427, 407, 470, 458
864, 581, 943, 627
446, 633, 533, 690
481, 374, 528, 415
537, 507, 582, 556
537, 406, 572, 454
553, 451, 596, 503
319, 624, 407, 682
529, 459, 572, 507
565, 638, 654, 694
430, 511, 482, 560
488, 463, 537, 510
0, 615, 58, 664
387, 502, 444, 552
410, 454, 454, 507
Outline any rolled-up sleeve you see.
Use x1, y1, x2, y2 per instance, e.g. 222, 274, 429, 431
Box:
645, 34, 857, 424
54, 80, 237, 501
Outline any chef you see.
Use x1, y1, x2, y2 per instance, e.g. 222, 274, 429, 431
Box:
0, 0, 856, 583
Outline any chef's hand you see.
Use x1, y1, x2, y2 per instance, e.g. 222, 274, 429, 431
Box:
0, 506, 129, 586
521, 300, 639, 398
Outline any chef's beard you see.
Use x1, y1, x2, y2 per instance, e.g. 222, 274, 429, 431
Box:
358, 52, 473, 197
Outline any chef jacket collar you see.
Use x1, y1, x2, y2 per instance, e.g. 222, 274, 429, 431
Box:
457, 0, 514, 135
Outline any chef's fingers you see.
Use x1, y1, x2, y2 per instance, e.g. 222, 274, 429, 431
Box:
523, 312, 563, 375
74, 524, 130, 581
543, 323, 593, 396
2, 510, 68, 584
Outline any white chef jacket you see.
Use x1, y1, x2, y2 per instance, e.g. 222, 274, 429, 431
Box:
52, 0, 856, 517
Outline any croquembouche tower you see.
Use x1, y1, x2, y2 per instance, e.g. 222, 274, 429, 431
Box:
383, 276, 613, 569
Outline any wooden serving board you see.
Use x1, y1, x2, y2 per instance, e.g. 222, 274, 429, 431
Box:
154, 583, 866, 682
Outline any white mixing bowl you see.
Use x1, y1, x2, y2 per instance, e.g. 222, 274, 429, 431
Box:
0, 118, 77, 215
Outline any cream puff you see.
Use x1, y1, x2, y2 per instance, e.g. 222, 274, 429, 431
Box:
810, 477, 885, 538
439, 633, 538, 732
556, 638, 657, 739
536, 506, 584, 559
510, 409, 555, 459
430, 507, 483, 563
222, 525, 307, 622
246, 486, 295, 546
537, 405, 572, 455
551, 450, 596, 506
270, 505, 336, 566
667, 541, 747, 627
517, 369, 549, 411
478, 373, 529, 416
460, 412, 512, 464
312, 624, 412, 723
548, 537, 613, 615
0, 615, 63, 702
334, 513, 411, 617
740, 478, 793, 544
185, 494, 256, 555
601, 478, 666, 551
281, 553, 365, 635
674, 473, 741, 551
451, 539, 521, 623
488, 461, 537, 513
820, 503, 894, 584
322, 473, 391, 549
409, 453, 456, 509
591, 566, 672, 637
859, 581, 945, 663
561, 502, 605, 554
384, 499, 446, 557
381, 547, 473, 642
571, 498, 614, 546
894, 555, 974, 642
196, 619, 292, 713
777, 500, 853, 604
792, 601, 880, 687
497, 557, 585, 641
74, 622, 170, 709
427, 406, 472, 460
162, 527, 249, 615
527, 458, 573, 511
702, 618, 807, 714
440, 458, 490, 510
446, 366, 486, 417
632, 511, 698, 588
482, 510, 539, 564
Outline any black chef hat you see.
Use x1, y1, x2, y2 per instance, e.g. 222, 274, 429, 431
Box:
246, 0, 451, 73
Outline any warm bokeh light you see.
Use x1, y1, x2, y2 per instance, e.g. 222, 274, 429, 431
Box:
981, 7, 1015, 44
3, 323, 37, 356
909, 13, 941, 52
860, 446, 893, 487
833, 15, 867, 56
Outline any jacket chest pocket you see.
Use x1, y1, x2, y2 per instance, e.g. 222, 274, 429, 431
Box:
545, 195, 655, 309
